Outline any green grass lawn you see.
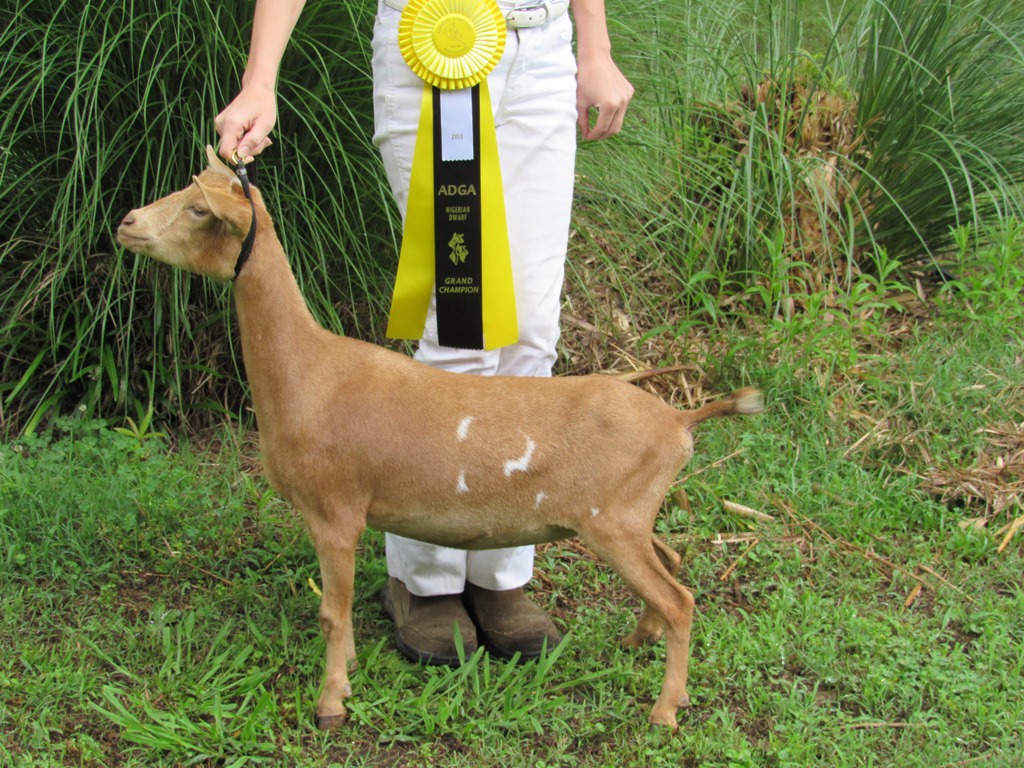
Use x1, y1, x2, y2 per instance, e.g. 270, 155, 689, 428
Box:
2, 287, 1022, 767
3, 1, 1023, 763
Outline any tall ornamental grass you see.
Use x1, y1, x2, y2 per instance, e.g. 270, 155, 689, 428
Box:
0, 0, 394, 434
3, 0, 1024, 434
574, 0, 1024, 317
849, 0, 1024, 257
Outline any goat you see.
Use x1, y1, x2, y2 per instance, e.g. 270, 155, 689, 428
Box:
116, 146, 763, 731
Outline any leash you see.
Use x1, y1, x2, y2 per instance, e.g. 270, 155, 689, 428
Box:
231, 151, 258, 278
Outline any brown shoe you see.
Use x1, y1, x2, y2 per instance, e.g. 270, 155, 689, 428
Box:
463, 583, 562, 661
380, 577, 478, 666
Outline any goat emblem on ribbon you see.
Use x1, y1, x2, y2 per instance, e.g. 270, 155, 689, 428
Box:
448, 233, 468, 265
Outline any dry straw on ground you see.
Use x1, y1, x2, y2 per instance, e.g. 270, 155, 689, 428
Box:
922, 418, 1024, 552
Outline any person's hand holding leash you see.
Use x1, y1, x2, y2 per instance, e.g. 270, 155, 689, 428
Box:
215, 85, 276, 163
214, 0, 307, 162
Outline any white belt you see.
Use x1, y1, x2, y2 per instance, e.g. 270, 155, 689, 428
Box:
382, 0, 569, 29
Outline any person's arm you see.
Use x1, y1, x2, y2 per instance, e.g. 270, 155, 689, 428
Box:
571, 0, 634, 140
215, 0, 309, 161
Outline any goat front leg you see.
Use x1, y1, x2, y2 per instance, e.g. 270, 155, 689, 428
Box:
309, 522, 363, 730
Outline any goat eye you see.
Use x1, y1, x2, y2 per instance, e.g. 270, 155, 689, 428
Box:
189, 206, 210, 218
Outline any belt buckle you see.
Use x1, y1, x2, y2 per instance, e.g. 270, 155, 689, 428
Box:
507, 1, 552, 28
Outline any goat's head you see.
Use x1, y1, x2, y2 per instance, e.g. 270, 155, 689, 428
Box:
117, 146, 258, 281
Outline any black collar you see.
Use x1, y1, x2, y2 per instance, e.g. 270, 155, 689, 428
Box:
233, 159, 257, 278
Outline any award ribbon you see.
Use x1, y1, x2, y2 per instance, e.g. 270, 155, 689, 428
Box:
386, 0, 517, 350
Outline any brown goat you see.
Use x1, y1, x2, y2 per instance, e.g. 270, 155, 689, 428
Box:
116, 146, 762, 731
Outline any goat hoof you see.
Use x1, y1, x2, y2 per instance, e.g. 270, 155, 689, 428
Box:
622, 630, 662, 648
316, 712, 348, 730
649, 713, 679, 732
678, 693, 692, 709
649, 703, 680, 732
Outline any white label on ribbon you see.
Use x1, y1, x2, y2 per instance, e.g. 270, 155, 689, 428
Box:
439, 88, 475, 162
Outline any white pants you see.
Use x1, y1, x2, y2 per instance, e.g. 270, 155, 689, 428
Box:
371, 1, 578, 596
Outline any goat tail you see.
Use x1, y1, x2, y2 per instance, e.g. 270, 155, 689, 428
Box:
678, 388, 763, 429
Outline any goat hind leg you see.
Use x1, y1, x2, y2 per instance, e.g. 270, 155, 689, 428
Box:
586, 530, 695, 730
623, 535, 682, 648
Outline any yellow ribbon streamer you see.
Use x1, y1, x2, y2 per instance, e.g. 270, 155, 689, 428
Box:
386, 84, 438, 342
386, 0, 517, 350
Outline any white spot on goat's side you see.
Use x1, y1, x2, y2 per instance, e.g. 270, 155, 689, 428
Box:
457, 416, 475, 441
535, 491, 547, 509
591, 507, 601, 517
504, 437, 536, 477
457, 471, 470, 494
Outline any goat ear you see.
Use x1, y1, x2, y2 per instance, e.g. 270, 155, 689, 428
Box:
205, 145, 240, 182
194, 175, 251, 237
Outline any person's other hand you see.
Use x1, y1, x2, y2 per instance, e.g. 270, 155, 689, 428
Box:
575, 52, 634, 140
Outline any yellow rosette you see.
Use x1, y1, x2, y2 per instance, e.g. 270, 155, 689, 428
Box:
387, 0, 517, 350
398, 0, 505, 89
